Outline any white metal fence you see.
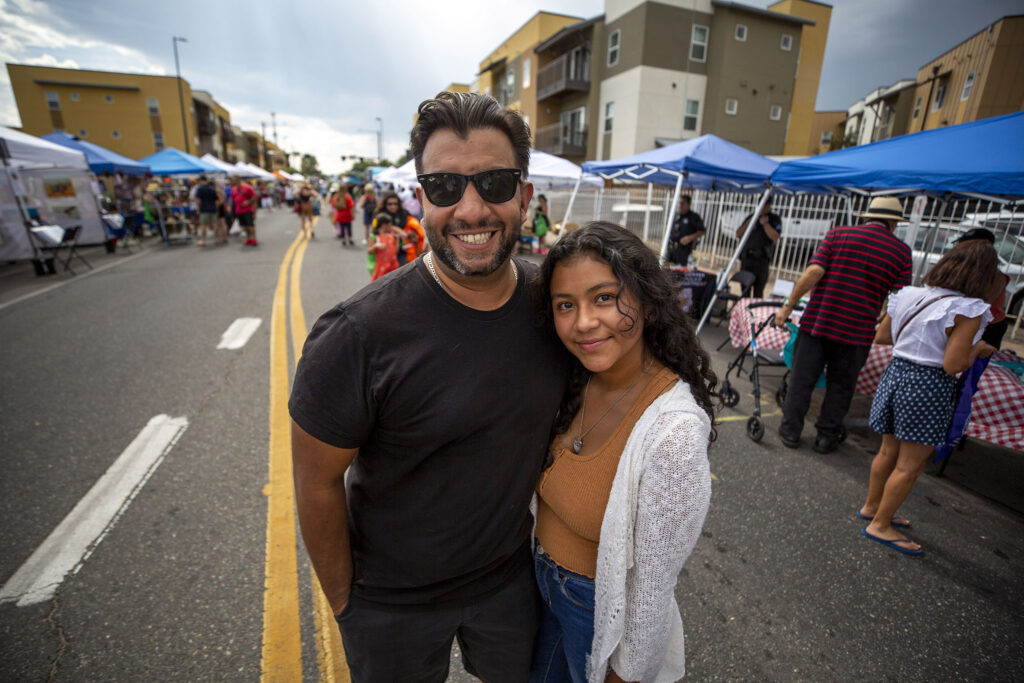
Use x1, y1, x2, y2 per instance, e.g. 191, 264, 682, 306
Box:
552, 187, 1024, 340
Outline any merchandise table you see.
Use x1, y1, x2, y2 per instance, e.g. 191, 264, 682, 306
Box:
727, 298, 1024, 451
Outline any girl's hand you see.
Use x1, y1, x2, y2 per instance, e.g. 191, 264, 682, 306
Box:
970, 340, 996, 361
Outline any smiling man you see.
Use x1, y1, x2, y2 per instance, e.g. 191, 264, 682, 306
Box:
289, 91, 569, 682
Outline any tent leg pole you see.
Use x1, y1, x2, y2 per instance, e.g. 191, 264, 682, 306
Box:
642, 182, 653, 242
561, 175, 583, 233
659, 175, 684, 266
696, 186, 771, 335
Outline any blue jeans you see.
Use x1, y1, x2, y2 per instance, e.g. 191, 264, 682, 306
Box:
530, 543, 596, 683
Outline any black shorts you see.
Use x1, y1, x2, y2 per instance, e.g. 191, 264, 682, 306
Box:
335, 566, 538, 683
237, 212, 255, 227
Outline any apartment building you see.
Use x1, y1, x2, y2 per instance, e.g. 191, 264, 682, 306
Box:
907, 15, 1024, 134
8, 63, 200, 159
477, 1, 828, 163
843, 79, 916, 147
192, 90, 233, 159
476, 12, 585, 133
806, 110, 845, 155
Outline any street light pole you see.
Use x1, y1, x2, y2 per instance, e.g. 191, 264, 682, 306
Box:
172, 36, 189, 153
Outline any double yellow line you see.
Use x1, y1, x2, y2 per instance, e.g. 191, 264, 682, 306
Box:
262, 228, 349, 681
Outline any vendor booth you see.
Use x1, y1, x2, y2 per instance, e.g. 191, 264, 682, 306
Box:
42, 132, 149, 176
0, 126, 106, 264
139, 148, 221, 176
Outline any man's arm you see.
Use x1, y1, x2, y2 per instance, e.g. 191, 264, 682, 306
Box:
762, 214, 781, 243
774, 264, 825, 326
292, 419, 358, 615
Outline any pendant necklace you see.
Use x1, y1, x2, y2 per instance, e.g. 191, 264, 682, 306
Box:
572, 359, 653, 454
424, 251, 517, 291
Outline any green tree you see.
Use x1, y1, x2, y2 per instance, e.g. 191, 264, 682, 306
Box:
300, 154, 321, 176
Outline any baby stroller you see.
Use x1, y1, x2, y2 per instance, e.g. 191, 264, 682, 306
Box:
720, 300, 800, 441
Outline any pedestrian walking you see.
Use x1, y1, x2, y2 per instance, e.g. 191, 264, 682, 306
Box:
331, 184, 355, 245
860, 239, 999, 555
774, 196, 913, 453
358, 184, 377, 246
532, 222, 716, 683
230, 176, 258, 246
297, 184, 317, 239
290, 90, 568, 683
193, 175, 218, 246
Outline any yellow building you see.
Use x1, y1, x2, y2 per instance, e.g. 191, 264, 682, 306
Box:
8, 63, 200, 159
767, 0, 833, 156
476, 12, 585, 131
907, 15, 1024, 134
806, 110, 845, 154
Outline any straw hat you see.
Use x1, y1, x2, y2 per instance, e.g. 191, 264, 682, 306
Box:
859, 196, 905, 222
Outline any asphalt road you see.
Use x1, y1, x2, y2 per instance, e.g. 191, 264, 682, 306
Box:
1, 207, 1022, 681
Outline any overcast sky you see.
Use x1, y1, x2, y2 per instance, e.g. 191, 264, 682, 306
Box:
1, 0, 1020, 173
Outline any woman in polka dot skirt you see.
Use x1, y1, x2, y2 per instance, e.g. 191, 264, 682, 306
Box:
860, 240, 1001, 555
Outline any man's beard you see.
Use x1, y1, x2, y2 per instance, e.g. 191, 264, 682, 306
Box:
425, 218, 520, 277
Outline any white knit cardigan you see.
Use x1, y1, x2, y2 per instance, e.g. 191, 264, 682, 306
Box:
585, 379, 712, 683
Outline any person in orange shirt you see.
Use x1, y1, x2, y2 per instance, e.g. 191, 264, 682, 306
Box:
367, 213, 402, 281
378, 192, 426, 265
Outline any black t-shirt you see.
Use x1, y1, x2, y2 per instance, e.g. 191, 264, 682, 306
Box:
667, 210, 705, 264
195, 184, 218, 213
740, 211, 782, 261
289, 259, 569, 608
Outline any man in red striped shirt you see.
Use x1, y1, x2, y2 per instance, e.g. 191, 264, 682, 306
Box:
774, 196, 912, 453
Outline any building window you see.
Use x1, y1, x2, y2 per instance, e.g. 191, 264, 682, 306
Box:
912, 96, 922, 118
607, 30, 620, 67
104, 94, 114, 103
112, 130, 120, 139
770, 105, 782, 120
725, 99, 738, 115
961, 71, 974, 101
690, 25, 708, 62
604, 101, 614, 133
821, 130, 833, 146
70, 92, 80, 102
504, 69, 516, 104
45, 91, 60, 110
735, 24, 747, 41
932, 78, 947, 111
559, 107, 586, 148
147, 97, 160, 115
780, 34, 793, 51
153, 132, 165, 150
522, 58, 531, 89
684, 99, 699, 131
78, 129, 87, 137
569, 44, 590, 80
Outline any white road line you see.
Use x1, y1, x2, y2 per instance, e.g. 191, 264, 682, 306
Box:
217, 317, 262, 350
0, 414, 188, 607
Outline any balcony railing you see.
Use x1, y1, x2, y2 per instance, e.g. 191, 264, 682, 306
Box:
537, 53, 590, 102
535, 123, 587, 157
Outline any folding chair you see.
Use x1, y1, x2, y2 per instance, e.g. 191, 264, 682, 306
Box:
31, 224, 93, 275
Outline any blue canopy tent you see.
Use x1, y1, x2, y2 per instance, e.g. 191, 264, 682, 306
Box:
41, 132, 150, 176
571, 135, 780, 332
771, 110, 1024, 197
138, 148, 221, 176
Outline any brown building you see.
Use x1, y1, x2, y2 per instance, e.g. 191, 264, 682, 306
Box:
908, 14, 1024, 134
8, 63, 199, 159
805, 110, 845, 155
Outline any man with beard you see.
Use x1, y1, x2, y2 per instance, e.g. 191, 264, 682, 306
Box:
289, 91, 569, 682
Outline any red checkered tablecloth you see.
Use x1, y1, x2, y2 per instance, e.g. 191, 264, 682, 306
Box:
728, 298, 1024, 451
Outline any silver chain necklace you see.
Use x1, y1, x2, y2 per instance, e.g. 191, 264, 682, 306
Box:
424, 251, 517, 290
572, 360, 653, 454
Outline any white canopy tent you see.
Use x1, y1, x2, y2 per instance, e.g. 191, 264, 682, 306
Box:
1, 126, 106, 262
528, 150, 603, 190
241, 162, 276, 181
200, 154, 246, 176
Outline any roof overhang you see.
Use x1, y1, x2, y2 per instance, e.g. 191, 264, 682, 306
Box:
712, 1, 815, 26
33, 79, 139, 91
535, 15, 602, 53
477, 57, 507, 75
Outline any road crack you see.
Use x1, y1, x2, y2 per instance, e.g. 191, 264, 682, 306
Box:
45, 589, 68, 683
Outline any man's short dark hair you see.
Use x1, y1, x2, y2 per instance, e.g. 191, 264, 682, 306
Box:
680, 194, 692, 204
410, 91, 531, 177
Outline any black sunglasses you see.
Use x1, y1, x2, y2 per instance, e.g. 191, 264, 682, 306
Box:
416, 168, 522, 207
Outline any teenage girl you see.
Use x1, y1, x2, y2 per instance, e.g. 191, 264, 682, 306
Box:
861, 239, 1000, 555
533, 221, 718, 683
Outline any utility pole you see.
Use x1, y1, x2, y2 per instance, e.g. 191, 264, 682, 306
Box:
172, 36, 189, 153
261, 121, 269, 170
375, 117, 383, 162
271, 112, 278, 146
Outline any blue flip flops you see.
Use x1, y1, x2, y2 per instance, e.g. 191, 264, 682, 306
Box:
857, 510, 911, 528
861, 527, 923, 556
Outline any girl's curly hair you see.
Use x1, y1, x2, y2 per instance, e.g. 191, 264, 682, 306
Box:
539, 221, 719, 443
